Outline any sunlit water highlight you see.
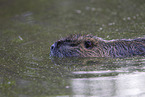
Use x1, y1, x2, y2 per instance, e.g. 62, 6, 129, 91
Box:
72, 72, 145, 97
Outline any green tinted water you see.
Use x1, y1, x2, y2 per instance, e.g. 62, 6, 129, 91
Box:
0, 0, 145, 97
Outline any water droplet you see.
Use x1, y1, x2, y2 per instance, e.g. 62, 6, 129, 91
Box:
108, 22, 115, 26
91, 8, 96, 11
107, 35, 110, 38
65, 86, 70, 88
75, 10, 81, 14
127, 17, 131, 20
99, 28, 103, 30
123, 18, 126, 21
18, 36, 23, 40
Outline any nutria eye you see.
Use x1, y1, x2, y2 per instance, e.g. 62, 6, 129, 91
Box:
84, 41, 93, 49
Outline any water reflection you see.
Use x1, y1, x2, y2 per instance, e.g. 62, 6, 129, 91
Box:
71, 72, 145, 97
14, 11, 34, 24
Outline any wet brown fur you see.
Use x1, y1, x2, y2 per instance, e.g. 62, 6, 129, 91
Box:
50, 34, 145, 58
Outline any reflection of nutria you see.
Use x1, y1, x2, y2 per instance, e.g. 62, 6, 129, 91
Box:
50, 34, 145, 58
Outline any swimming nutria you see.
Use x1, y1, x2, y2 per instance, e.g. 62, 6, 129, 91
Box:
50, 34, 145, 58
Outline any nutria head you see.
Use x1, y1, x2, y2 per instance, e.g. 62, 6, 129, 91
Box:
50, 34, 105, 57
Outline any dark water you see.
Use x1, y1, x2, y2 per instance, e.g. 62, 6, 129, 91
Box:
0, 0, 145, 97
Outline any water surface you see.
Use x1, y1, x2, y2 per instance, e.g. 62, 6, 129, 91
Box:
0, 0, 145, 97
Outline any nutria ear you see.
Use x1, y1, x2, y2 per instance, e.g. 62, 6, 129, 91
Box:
64, 34, 82, 41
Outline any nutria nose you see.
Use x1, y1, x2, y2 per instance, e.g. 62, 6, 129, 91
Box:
51, 41, 62, 50
51, 44, 54, 50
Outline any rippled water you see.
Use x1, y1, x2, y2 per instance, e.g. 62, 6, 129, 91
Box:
0, 0, 145, 97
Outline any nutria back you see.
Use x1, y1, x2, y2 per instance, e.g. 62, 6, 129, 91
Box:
50, 34, 145, 58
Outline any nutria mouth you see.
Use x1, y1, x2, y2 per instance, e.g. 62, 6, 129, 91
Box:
50, 34, 145, 58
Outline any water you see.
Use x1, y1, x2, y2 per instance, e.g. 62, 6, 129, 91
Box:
0, 0, 145, 97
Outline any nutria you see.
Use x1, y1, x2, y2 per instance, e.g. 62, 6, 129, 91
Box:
50, 34, 145, 58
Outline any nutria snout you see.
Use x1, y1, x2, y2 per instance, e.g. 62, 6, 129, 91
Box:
50, 34, 145, 58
